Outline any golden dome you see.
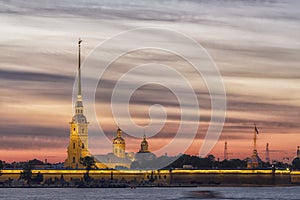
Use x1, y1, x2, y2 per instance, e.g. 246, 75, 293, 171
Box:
139, 135, 149, 153
113, 127, 125, 144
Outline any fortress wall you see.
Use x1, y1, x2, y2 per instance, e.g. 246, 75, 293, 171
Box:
291, 171, 300, 184
0, 169, 292, 186
170, 172, 291, 186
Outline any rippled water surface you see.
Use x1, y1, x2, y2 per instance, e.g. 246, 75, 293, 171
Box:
1, 186, 300, 200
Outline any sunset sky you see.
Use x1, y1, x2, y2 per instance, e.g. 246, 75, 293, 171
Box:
0, 0, 300, 163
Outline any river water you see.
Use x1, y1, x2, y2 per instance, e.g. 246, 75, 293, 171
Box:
0, 186, 299, 200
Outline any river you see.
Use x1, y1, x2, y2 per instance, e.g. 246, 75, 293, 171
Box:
0, 186, 300, 199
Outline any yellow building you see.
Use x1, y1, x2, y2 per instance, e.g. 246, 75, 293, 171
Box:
64, 39, 89, 169
113, 127, 126, 158
95, 127, 132, 169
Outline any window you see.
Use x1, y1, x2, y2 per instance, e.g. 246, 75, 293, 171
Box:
72, 157, 75, 163
73, 142, 75, 149
73, 127, 76, 131
82, 143, 85, 149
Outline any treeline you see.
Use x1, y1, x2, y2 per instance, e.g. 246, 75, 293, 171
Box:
166, 154, 300, 170
131, 154, 299, 170
1, 155, 300, 171
166, 154, 248, 169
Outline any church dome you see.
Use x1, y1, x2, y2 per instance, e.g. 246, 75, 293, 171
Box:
141, 139, 148, 146
139, 135, 149, 153
113, 136, 125, 144
113, 127, 125, 144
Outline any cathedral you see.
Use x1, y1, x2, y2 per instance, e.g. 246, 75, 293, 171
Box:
98, 126, 134, 169
64, 39, 156, 169
64, 39, 89, 169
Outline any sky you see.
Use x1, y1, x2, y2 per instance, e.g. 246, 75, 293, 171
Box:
0, 0, 300, 163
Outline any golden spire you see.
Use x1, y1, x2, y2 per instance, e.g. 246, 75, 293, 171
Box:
75, 38, 83, 113
78, 38, 82, 98
253, 123, 259, 153
117, 127, 122, 138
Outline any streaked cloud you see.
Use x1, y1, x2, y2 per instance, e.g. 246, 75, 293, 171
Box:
0, 0, 299, 162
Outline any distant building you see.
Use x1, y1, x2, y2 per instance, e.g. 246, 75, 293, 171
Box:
63, 40, 157, 170
95, 127, 137, 169
224, 141, 228, 160
265, 143, 270, 163
139, 134, 150, 153
135, 134, 156, 165
64, 40, 106, 169
64, 39, 89, 169
247, 124, 262, 169
297, 146, 300, 158
113, 127, 126, 158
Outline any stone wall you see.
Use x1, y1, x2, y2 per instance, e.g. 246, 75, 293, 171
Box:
0, 169, 293, 186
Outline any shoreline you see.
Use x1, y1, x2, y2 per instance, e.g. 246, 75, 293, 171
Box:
0, 184, 299, 188
1, 169, 300, 187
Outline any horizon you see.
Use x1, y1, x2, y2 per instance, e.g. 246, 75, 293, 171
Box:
1, 0, 300, 164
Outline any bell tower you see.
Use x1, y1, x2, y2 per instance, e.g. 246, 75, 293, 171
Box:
113, 127, 126, 158
64, 39, 89, 169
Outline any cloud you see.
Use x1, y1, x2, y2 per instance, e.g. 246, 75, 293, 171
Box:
0, 124, 68, 138
0, 0, 299, 161
0, 68, 73, 82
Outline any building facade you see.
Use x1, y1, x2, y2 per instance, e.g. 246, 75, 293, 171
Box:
113, 127, 126, 158
135, 134, 156, 167
64, 39, 89, 169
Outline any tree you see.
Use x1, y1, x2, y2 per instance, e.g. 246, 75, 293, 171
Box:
0, 160, 3, 177
80, 156, 96, 183
0, 160, 3, 169
34, 172, 44, 184
60, 174, 66, 186
80, 156, 96, 170
273, 160, 290, 169
220, 159, 247, 169
292, 158, 300, 170
19, 162, 33, 185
